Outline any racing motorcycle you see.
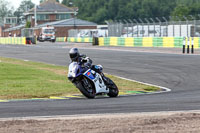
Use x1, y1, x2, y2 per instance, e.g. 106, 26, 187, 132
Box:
68, 62, 119, 99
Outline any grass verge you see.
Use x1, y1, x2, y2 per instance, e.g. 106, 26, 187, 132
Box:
0, 57, 160, 99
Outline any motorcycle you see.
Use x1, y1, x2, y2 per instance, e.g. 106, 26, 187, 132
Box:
68, 62, 119, 99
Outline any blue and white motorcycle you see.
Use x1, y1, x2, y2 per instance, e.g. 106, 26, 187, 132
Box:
68, 62, 119, 99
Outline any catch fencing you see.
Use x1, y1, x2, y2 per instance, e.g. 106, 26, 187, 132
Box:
107, 18, 200, 37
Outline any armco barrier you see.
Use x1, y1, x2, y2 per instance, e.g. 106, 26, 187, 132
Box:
56, 37, 66, 42
98, 37, 200, 48
67, 37, 93, 43
0, 37, 26, 45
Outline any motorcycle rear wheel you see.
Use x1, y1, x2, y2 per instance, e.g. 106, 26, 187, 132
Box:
77, 77, 96, 99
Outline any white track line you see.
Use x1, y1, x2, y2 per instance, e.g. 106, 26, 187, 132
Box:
113, 75, 171, 94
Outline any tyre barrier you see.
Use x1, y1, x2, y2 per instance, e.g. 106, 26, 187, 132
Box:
0, 37, 26, 45
0, 37, 37, 45
67, 37, 93, 43
98, 37, 185, 48
97, 37, 200, 54
56, 37, 66, 42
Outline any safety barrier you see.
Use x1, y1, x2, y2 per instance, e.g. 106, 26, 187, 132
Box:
67, 37, 93, 43
97, 37, 200, 54
56, 37, 66, 42
0, 37, 26, 45
98, 37, 188, 48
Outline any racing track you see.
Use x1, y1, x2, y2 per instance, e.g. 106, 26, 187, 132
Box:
0, 43, 200, 118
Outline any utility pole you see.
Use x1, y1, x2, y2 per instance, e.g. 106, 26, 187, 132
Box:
34, 5, 37, 27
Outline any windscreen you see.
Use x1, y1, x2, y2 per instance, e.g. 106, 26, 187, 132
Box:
43, 29, 55, 34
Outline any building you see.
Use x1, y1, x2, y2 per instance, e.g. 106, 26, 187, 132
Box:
34, 18, 97, 37
24, 0, 77, 27
0, 23, 3, 37
2, 0, 97, 37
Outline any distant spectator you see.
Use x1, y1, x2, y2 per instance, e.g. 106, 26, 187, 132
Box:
8, 32, 12, 37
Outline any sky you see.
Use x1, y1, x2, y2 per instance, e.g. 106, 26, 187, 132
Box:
7, 0, 40, 9
7, 0, 62, 10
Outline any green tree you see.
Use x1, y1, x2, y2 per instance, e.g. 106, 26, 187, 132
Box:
171, 5, 190, 20
14, 0, 34, 17
25, 21, 31, 28
0, 0, 13, 22
60, 0, 200, 24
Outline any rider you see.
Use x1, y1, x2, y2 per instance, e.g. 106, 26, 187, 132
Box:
69, 48, 108, 83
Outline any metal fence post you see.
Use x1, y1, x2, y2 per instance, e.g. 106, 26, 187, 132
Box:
150, 18, 155, 37
139, 18, 144, 37
189, 15, 195, 37
176, 16, 182, 37
184, 16, 189, 37
156, 17, 161, 37
169, 16, 175, 37
123, 20, 129, 37
133, 19, 139, 37
145, 18, 150, 37
162, 17, 168, 37
128, 19, 134, 37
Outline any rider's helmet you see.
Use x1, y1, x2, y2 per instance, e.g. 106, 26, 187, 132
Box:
69, 48, 80, 61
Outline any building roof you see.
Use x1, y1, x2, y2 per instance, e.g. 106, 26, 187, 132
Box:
4, 24, 25, 32
27, 0, 75, 14
35, 18, 97, 28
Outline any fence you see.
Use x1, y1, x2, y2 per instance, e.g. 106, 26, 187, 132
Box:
107, 18, 200, 37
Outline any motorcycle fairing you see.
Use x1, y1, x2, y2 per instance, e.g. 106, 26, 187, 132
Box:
84, 69, 109, 94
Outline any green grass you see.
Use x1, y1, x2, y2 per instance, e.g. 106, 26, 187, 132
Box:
0, 57, 160, 99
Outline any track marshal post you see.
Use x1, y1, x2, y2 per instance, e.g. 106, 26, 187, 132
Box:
191, 37, 194, 54
187, 37, 190, 54
183, 37, 186, 54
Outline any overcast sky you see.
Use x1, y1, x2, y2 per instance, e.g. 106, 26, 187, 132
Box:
7, 0, 40, 9
7, 0, 62, 10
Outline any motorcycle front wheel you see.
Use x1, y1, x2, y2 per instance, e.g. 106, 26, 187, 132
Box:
106, 77, 119, 97
77, 77, 96, 99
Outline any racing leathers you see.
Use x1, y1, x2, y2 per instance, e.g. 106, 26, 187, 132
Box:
75, 54, 109, 84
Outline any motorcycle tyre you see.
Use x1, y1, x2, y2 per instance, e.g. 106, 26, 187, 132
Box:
106, 77, 119, 97
76, 80, 96, 99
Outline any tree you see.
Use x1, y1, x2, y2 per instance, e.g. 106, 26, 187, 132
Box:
14, 0, 34, 24
0, 0, 13, 22
62, 0, 71, 6
37, 0, 200, 24
171, 5, 190, 20
25, 21, 31, 28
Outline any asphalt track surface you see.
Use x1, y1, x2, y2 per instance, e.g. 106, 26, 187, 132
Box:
0, 42, 200, 118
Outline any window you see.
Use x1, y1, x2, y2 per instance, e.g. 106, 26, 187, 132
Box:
37, 14, 49, 20
5, 18, 17, 24
27, 16, 32, 21
6, 19, 11, 24
56, 14, 71, 20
